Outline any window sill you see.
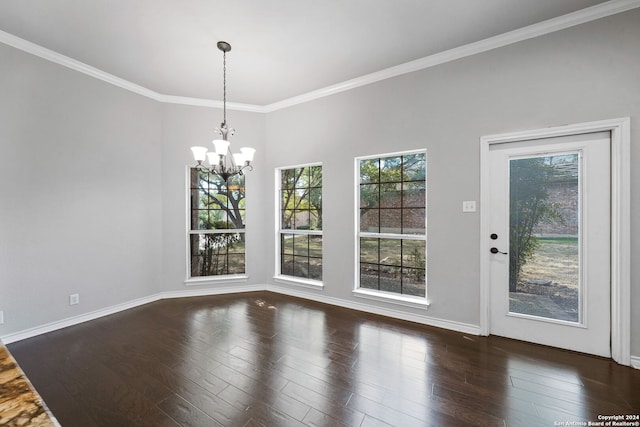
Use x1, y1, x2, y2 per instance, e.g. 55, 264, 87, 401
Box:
272, 275, 324, 290
353, 289, 430, 309
184, 275, 249, 286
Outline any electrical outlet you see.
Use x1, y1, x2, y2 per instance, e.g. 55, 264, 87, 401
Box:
0, 310, 4, 324
462, 200, 477, 212
69, 293, 80, 305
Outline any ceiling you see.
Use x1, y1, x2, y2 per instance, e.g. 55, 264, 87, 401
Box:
0, 0, 617, 106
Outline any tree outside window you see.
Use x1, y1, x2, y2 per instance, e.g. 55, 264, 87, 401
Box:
278, 164, 322, 281
189, 169, 246, 277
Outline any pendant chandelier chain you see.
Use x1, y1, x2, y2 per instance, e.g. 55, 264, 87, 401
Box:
222, 49, 227, 126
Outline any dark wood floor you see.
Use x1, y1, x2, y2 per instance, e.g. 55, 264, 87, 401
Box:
7, 291, 640, 426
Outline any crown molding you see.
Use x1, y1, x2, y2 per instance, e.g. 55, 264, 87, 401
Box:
157, 94, 267, 113
1, 0, 638, 113
0, 29, 269, 113
0, 29, 165, 101
262, 0, 640, 112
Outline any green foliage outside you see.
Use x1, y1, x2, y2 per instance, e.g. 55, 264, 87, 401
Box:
281, 165, 322, 230
195, 170, 246, 230
359, 154, 426, 218
410, 246, 426, 281
509, 156, 568, 292
280, 165, 323, 280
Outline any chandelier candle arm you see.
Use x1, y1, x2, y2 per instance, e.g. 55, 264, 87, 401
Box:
190, 40, 255, 180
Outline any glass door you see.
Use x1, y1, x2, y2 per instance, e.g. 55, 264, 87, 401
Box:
488, 132, 610, 357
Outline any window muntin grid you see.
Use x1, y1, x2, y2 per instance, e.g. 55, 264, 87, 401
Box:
189, 169, 245, 277
358, 152, 426, 297
278, 165, 322, 281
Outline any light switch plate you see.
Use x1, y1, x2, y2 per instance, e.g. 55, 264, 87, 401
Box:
462, 201, 477, 212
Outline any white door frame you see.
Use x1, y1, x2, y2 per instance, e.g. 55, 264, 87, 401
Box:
479, 117, 631, 366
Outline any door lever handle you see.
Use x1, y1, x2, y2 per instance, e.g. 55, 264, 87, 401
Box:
490, 247, 508, 255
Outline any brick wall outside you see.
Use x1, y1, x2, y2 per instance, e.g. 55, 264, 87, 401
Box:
360, 191, 425, 233
533, 180, 579, 236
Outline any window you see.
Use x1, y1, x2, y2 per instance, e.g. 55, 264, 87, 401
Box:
277, 164, 322, 282
357, 151, 426, 298
188, 169, 245, 278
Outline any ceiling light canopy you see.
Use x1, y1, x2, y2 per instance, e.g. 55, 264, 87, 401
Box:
190, 41, 255, 181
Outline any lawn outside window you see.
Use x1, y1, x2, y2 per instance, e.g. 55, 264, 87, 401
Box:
355, 151, 427, 301
276, 164, 323, 286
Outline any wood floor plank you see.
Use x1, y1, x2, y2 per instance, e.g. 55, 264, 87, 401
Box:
269, 360, 357, 404
156, 394, 224, 427
7, 291, 640, 426
427, 395, 507, 427
359, 414, 395, 427
346, 392, 425, 426
240, 402, 307, 427
302, 407, 361, 427
211, 365, 311, 420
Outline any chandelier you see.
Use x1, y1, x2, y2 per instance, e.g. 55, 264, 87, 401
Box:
190, 41, 255, 182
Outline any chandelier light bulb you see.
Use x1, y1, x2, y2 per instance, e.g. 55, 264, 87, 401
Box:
206, 152, 218, 165
232, 152, 245, 165
213, 139, 230, 156
240, 147, 256, 163
190, 146, 208, 163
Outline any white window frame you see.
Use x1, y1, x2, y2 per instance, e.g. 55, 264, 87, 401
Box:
185, 167, 248, 285
354, 150, 429, 308
274, 162, 323, 288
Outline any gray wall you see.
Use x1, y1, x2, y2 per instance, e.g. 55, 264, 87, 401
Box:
0, 43, 163, 334
0, 9, 638, 358
264, 9, 640, 355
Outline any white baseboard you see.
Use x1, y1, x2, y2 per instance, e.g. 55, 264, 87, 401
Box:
266, 284, 481, 336
631, 356, 640, 370
160, 284, 263, 300
0, 284, 263, 344
1, 294, 161, 344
